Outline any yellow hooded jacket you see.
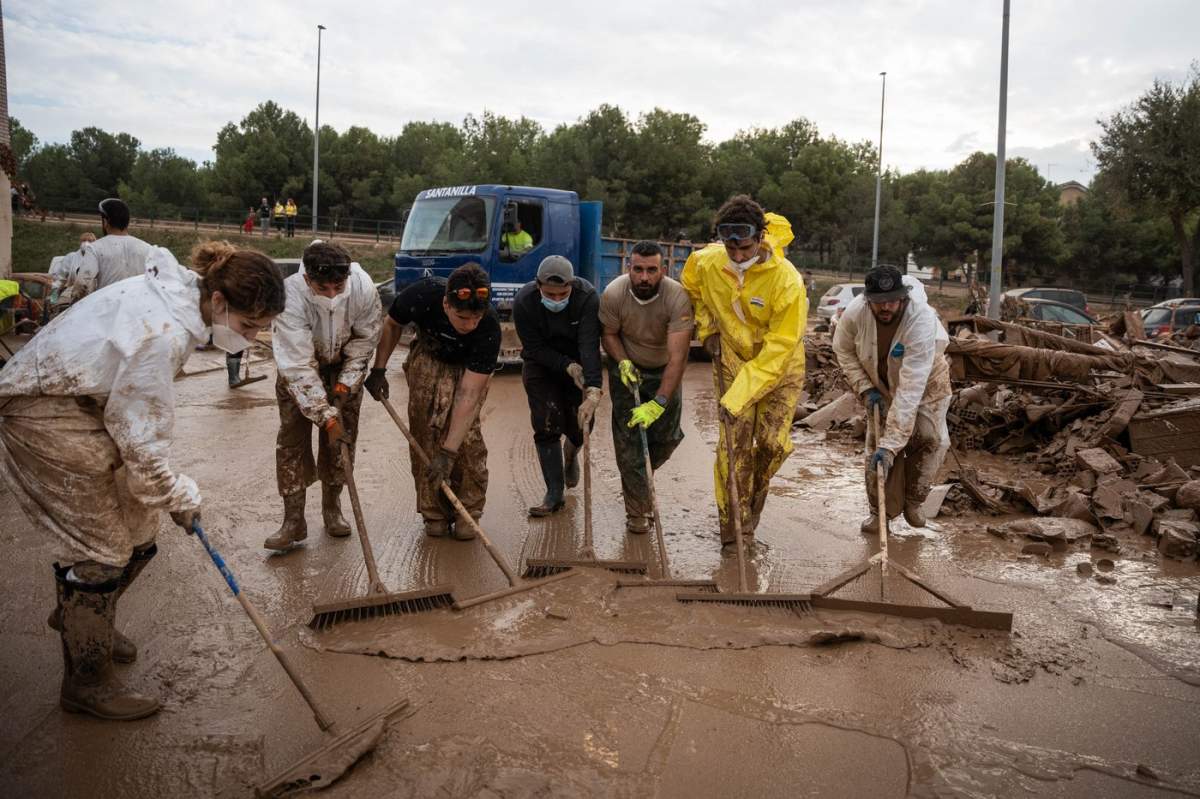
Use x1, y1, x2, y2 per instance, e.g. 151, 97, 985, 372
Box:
681, 212, 807, 416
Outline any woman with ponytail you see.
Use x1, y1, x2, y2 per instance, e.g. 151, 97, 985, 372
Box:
0, 240, 285, 722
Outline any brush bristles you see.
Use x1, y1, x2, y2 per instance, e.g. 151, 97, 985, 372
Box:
308, 592, 455, 630
522, 559, 648, 579
676, 594, 813, 611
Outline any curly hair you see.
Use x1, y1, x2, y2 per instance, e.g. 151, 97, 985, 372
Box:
303, 241, 353, 282
191, 240, 286, 318
712, 194, 767, 236
445, 262, 492, 313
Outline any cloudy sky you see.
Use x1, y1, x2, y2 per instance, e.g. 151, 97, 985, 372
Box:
7, 1, 1198, 184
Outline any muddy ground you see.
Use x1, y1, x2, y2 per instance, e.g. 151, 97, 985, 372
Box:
1, 353, 1198, 798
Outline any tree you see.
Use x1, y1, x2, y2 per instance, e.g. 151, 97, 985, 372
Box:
9, 117, 37, 176
69, 127, 140, 205
119, 148, 205, 218
1093, 65, 1200, 294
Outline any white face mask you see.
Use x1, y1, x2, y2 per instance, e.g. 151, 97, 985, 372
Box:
310, 291, 347, 311
729, 254, 758, 275
212, 302, 253, 354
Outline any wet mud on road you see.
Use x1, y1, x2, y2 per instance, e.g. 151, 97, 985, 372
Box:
1, 358, 1198, 797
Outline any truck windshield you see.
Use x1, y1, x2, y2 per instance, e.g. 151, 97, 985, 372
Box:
400, 196, 495, 254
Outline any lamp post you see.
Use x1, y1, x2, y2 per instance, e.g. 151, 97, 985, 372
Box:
987, 0, 1010, 319
312, 24, 325, 234
870, 71, 887, 271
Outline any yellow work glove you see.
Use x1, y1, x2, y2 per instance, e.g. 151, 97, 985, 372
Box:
627, 399, 665, 429
618, 359, 641, 391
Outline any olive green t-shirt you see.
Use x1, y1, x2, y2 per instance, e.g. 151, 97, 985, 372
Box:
598, 274, 694, 368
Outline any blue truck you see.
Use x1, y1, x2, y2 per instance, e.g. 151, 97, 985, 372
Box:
393, 184, 699, 361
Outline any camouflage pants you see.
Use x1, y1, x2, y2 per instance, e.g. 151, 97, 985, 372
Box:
275, 363, 363, 496
713, 351, 805, 543
866, 395, 951, 518
403, 341, 490, 523
608, 361, 684, 521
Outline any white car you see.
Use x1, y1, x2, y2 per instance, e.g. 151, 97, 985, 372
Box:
815, 283, 864, 320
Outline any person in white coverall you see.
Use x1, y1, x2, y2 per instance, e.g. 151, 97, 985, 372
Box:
48, 231, 97, 304
0, 243, 285, 721
832, 265, 952, 532
59, 198, 152, 304
265, 240, 383, 552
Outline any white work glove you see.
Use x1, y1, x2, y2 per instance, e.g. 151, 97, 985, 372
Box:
577, 387, 602, 429
566, 362, 585, 390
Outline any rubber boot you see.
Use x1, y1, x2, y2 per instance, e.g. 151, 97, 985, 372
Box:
451, 510, 478, 541
528, 440, 566, 517
903, 503, 927, 528
625, 514, 651, 535
563, 439, 580, 489
264, 491, 308, 551
860, 514, 892, 535
47, 543, 156, 664
322, 483, 351, 537
54, 563, 161, 721
226, 353, 246, 388
424, 518, 450, 537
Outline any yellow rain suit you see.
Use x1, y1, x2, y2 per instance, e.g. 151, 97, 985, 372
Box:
681, 212, 808, 542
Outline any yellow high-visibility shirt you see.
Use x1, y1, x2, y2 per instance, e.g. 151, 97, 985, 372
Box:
502, 229, 533, 252
285, 202, 298, 217
273, 202, 284, 216
681, 212, 807, 415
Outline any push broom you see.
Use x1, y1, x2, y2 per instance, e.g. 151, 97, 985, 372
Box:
676, 344, 812, 608
523, 424, 649, 577
308, 439, 458, 630
379, 397, 579, 610
189, 522, 407, 797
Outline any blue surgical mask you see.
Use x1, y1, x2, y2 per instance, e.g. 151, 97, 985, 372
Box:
541, 294, 570, 313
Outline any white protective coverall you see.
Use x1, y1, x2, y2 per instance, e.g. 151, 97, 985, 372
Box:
272, 262, 382, 425
832, 277, 952, 515
0, 246, 204, 565
48, 250, 84, 295
60, 234, 153, 303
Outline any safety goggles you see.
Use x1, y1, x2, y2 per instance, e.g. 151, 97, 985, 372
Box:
716, 223, 759, 243
450, 286, 490, 301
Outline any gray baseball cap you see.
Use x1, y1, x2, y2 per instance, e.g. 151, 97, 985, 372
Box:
537, 255, 574, 284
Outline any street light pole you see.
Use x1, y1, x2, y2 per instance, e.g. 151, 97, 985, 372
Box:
987, 0, 1010, 319
870, 71, 887, 271
312, 24, 325, 235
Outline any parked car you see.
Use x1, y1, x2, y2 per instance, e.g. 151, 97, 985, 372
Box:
1140, 298, 1200, 339
1015, 298, 1098, 325
815, 283, 864, 320
1003, 287, 1091, 317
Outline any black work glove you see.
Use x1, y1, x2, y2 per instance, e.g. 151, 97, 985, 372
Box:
365, 368, 388, 401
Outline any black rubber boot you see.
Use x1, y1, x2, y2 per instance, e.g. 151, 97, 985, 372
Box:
528, 440, 566, 517
226, 353, 245, 388
563, 439, 580, 489
47, 543, 155, 664
321, 483, 351, 537
264, 491, 308, 551
54, 563, 161, 721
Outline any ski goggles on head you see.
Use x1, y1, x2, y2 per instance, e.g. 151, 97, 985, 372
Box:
716, 223, 759, 243
450, 286, 490, 301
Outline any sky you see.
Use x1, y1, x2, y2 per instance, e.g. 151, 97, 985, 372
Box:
7, 0, 1198, 185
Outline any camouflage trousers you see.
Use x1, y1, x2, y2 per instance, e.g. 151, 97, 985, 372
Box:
608, 361, 684, 522
866, 395, 951, 518
403, 340, 490, 523
275, 363, 363, 496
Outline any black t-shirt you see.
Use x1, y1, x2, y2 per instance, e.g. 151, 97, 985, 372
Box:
388, 277, 501, 374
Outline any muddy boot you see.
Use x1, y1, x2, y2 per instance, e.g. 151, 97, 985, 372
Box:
264, 491, 308, 551
451, 512, 478, 541
861, 514, 893, 535
226, 353, 245, 388
903, 502, 927, 528
54, 563, 160, 721
47, 543, 156, 664
626, 514, 651, 535
424, 518, 450, 537
528, 441, 566, 517
322, 483, 351, 538
563, 439, 580, 489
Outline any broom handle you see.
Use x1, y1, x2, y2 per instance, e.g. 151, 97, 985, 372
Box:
191, 523, 334, 732
714, 345, 749, 593
582, 425, 595, 558
873, 406, 889, 579
633, 384, 672, 579
338, 439, 387, 594
379, 397, 519, 587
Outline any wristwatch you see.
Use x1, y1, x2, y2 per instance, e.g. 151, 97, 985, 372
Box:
654, 394, 669, 406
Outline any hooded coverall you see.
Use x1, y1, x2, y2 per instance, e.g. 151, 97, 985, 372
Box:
832, 286, 952, 519
680, 213, 808, 542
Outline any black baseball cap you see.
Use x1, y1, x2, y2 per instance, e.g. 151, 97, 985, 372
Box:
863, 265, 908, 302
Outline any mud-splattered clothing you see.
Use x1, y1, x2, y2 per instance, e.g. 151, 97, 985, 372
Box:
608, 361, 684, 521
513, 278, 603, 389
522, 359, 586, 447
275, 366, 364, 496
403, 340, 490, 523
866, 395, 952, 517
0, 247, 205, 566
273, 262, 382, 426
60, 233, 153, 303
387, 278, 501, 373
712, 349, 805, 543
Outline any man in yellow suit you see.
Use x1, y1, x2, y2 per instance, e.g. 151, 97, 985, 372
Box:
681, 195, 807, 546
